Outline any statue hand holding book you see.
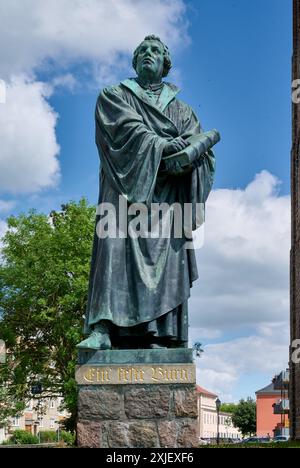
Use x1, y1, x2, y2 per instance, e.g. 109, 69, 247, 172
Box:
161, 130, 221, 176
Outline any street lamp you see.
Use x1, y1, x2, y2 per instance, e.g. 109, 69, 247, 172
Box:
55, 420, 60, 442
215, 398, 221, 446
37, 416, 43, 444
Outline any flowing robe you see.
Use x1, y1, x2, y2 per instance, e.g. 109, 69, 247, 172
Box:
84, 79, 215, 344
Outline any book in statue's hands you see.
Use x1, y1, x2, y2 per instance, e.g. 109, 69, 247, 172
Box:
161, 129, 220, 175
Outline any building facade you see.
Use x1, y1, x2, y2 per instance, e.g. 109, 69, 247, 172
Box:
0, 397, 68, 444
291, 0, 300, 441
256, 382, 289, 437
272, 371, 290, 437
197, 386, 242, 441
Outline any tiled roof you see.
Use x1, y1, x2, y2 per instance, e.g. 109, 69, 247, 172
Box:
255, 382, 281, 395
196, 385, 218, 398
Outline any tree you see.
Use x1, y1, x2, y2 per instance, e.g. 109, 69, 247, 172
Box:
0, 199, 95, 430
220, 403, 237, 414
193, 342, 204, 358
231, 398, 256, 437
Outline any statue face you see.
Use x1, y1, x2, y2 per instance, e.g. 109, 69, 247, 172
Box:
135, 40, 164, 80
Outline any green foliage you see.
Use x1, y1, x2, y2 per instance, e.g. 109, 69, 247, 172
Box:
8, 429, 39, 445
60, 430, 76, 446
1, 439, 13, 445
0, 199, 95, 429
0, 387, 25, 427
39, 430, 57, 443
220, 403, 238, 414
193, 342, 204, 357
231, 398, 256, 437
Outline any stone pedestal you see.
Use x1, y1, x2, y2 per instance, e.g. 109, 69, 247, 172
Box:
76, 349, 198, 448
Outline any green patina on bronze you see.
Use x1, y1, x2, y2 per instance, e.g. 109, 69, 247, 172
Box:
77, 35, 219, 351
78, 348, 194, 365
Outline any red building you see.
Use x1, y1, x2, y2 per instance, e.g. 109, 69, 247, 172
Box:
255, 383, 286, 437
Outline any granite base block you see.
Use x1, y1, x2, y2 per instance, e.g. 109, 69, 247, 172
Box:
76, 349, 198, 448
77, 384, 198, 448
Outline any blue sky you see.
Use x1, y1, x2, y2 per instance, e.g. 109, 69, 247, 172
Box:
0, 0, 292, 402
47, 0, 292, 204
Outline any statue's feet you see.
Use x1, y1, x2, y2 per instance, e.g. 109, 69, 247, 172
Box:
76, 330, 111, 350
149, 343, 167, 349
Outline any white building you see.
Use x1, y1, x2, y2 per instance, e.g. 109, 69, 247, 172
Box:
197, 385, 242, 441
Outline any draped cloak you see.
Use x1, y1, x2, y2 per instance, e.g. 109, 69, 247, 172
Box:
84, 79, 215, 343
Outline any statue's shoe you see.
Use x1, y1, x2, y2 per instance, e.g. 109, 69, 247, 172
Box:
76, 331, 111, 350
149, 343, 167, 349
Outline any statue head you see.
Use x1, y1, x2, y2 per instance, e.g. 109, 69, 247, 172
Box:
132, 35, 172, 82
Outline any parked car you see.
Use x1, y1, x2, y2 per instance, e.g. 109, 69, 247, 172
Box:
232, 438, 243, 444
242, 437, 271, 444
259, 437, 272, 444
273, 435, 290, 443
198, 438, 209, 446
243, 437, 260, 444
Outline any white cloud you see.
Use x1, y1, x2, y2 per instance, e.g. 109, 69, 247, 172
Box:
0, 0, 189, 196
189, 171, 290, 399
0, 200, 12, 251
196, 367, 237, 403
0, 76, 60, 194
0, 200, 15, 213
196, 328, 289, 402
190, 170, 290, 330
0, 219, 7, 238
0, 216, 8, 253
51, 74, 77, 92
0, 0, 188, 81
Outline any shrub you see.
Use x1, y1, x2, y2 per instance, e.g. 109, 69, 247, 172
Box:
1, 439, 13, 445
9, 429, 39, 445
60, 430, 75, 446
39, 431, 57, 443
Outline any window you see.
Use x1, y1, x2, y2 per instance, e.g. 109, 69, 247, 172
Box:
12, 417, 20, 427
50, 418, 55, 429
38, 418, 44, 428
50, 400, 55, 409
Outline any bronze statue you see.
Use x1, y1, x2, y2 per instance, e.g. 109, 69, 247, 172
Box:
77, 35, 218, 350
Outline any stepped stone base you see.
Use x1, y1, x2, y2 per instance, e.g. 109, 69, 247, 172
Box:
76, 349, 198, 448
